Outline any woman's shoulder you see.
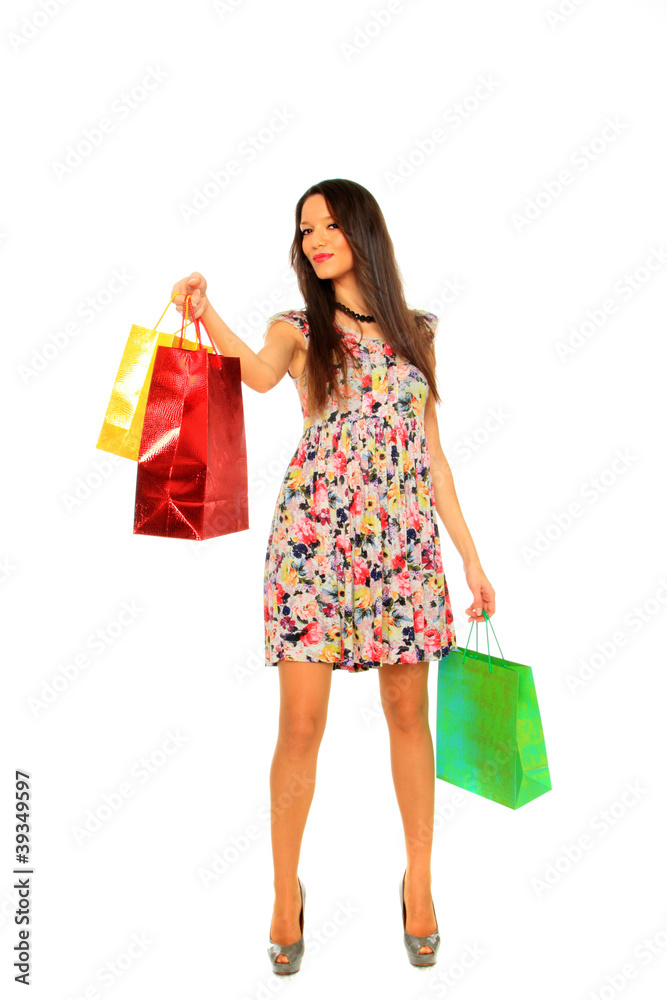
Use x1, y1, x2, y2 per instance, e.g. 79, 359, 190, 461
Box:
266, 308, 309, 333
412, 308, 439, 341
263, 309, 309, 351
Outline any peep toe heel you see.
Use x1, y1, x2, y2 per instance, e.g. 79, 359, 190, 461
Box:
399, 869, 441, 967
267, 877, 306, 976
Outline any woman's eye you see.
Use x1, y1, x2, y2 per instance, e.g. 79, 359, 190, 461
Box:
300, 223, 338, 236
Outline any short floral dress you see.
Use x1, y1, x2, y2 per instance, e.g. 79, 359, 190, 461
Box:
263, 309, 456, 672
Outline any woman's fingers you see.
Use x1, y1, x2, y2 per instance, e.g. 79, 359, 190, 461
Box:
187, 271, 206, 291
465, 600, 492, 622
467, 589, 483, 622
185, 290, 204, 319
170, 279, 190, 311
171, 287, 196, 315
171, 274, 207, 318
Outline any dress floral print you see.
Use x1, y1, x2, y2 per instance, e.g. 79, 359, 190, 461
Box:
263, 309, 456, 672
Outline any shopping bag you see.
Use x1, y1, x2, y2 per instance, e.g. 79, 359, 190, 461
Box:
436, 611, 551, 809
133, 296, 249, 540
96, 291, 208, 460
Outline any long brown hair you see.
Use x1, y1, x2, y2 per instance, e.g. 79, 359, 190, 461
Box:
288, 179, 441, 418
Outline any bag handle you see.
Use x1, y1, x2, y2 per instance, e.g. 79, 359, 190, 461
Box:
178, 295, 222, 355
153, 291, 195, 333
179, 295, 200, 348
460, 609, 505, 674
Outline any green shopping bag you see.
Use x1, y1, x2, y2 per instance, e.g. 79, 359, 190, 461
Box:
436, 611, 551, 809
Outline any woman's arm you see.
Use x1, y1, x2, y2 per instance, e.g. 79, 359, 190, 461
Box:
199, 304, 302, 393
424, 389, 496, 623
170, 273, 301, 393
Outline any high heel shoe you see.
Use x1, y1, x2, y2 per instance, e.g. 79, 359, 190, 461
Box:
399, 869, 440, 967
267, 877, 306, 975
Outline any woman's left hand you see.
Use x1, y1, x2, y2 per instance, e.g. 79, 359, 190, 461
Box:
464, 564, 496, 623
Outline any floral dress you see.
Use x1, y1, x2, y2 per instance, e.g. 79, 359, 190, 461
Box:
263, 309, 456, 672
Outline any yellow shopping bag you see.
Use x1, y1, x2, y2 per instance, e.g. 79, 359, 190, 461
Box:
96, 292, 213, 460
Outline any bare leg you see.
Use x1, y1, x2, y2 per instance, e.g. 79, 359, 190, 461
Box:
269, 659, 333, 963
379, 661, 437, 954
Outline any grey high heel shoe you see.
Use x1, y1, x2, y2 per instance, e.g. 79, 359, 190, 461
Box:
267, 877, 306, 975
399, 869, 440, 967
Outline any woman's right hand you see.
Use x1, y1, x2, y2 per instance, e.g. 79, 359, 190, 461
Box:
170, 272, 210, 321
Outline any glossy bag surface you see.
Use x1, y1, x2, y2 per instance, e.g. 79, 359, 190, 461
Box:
436, 613, 551, 809
96, 293, 210, 461
133, 300, 249, 540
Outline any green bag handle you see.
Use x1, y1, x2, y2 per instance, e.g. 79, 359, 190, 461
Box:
461, 610, 505, 673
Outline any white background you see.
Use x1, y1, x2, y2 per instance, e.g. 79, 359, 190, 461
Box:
2, 0, 667, 997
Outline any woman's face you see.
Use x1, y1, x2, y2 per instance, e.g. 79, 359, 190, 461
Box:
300, 193, 354, 280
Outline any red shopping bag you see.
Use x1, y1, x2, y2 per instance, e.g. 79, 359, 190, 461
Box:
133, 296, 249, 540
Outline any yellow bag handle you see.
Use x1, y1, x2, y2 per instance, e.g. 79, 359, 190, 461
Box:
153, 291, 196, 334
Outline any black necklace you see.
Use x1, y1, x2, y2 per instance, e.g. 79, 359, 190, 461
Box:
335, 301, 375, 323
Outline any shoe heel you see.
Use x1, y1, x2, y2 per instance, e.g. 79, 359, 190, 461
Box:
267, 877, 306, 975
399, 869, 440, 967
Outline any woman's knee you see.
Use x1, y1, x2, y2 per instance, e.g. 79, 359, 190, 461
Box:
379, 663, 429, 729
382, 698, 429, 731
278, 710, 326, 751
276, 659, 331, 750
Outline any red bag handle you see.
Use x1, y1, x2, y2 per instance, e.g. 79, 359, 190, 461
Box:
178, 294, 222, 356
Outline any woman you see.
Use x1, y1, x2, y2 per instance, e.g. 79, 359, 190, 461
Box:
171, 178, 495, 974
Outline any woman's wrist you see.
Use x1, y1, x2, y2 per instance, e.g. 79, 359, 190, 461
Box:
201, 297, 212, 318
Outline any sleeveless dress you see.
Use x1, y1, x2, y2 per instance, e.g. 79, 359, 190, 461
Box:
263, 309, 456, 672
